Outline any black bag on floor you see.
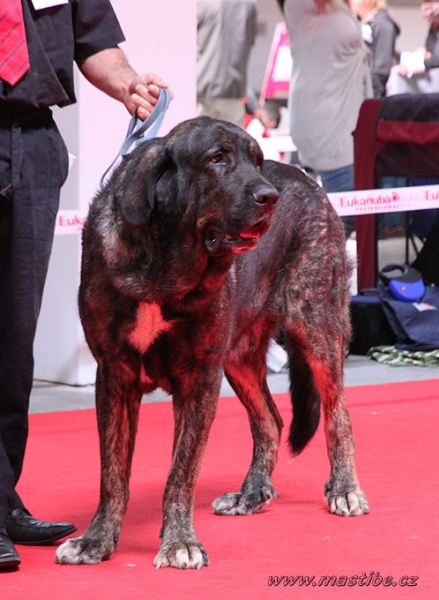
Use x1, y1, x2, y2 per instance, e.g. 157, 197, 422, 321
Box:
378, 283, 439, 351
349, 289, 396, 355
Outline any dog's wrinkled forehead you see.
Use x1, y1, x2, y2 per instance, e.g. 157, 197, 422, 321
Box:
166, 116, 263, 166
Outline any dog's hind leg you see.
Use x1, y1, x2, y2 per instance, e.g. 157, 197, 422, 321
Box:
212, 338, 284, 516
284, 322, 369, 517
56, 361, 142, 564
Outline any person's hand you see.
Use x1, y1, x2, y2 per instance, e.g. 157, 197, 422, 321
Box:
125, 72, 173, 120
78, 48, 173, 118
397, 65, 408, 77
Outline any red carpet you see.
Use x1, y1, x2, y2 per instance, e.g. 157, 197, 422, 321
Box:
1, 381, 438, 599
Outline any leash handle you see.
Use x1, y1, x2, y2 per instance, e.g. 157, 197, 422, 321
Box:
119, 87, 172, 155
100, 87, 171, 189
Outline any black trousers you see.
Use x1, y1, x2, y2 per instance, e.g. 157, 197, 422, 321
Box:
0, 107, 69, 526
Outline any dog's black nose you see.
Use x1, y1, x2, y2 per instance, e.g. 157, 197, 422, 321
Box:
252, 187, 279, 205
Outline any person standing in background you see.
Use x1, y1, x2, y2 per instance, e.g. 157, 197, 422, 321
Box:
197, 0, 257, 127
245, 101, 281, 139
277, 0, 372, 204
350, 0, 400, 98
0, 0, 171, 571
422, 1, 439, 69
398, 2, 439, 76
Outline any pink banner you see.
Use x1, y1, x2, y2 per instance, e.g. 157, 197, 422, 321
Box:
328, 185, 439, 217
54, 186, 439, 236
260, 23, 291, 101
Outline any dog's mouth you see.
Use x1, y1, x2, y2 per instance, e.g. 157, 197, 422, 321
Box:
204, 221, 268, 255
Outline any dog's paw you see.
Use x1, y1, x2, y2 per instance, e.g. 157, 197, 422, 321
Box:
56, 536, 115, 565
212, 486, 278, 516
325, 483, 369, 516
154, 541, 209, 570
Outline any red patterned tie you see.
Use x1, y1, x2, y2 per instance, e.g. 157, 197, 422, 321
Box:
0, 0, 30, 85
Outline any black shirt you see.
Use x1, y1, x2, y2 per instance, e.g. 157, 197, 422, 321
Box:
362, 9, 400, 99
425, 28, 439, 71
1, 0, 125, 109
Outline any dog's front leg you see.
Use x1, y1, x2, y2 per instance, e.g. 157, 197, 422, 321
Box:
56, 363, 142, 565
213, 355, 283, 516
154, 370, 221, 570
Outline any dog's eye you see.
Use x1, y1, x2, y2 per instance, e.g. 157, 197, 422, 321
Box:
210, 152, 225, 165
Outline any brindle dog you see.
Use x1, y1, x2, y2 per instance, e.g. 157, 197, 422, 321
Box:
56, 116, 368, 569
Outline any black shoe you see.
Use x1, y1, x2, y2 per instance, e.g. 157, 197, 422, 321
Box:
6, 509, 77, 546
0, 528, 20, 570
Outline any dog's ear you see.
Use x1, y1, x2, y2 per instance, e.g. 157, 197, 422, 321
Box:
115, 140, 175, 228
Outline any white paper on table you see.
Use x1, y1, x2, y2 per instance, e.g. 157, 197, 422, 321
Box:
30, 0, 68, 10
399, 51, 426, 76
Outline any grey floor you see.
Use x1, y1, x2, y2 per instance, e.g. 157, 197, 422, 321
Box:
29, 353, 438, 415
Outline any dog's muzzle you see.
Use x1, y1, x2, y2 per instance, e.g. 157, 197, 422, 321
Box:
204, 184, 279, 256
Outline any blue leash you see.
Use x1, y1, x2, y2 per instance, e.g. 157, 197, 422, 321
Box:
100, 87, 172, 189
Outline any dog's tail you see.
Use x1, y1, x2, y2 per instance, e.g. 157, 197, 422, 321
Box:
287, 349, 321, 456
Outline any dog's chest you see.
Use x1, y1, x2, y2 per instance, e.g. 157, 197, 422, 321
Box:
128, 302, 172, 354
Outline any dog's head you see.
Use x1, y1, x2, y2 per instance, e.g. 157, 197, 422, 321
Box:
111, 116, 279, 256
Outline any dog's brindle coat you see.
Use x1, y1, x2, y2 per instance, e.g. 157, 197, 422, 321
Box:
56, 116, 368, 569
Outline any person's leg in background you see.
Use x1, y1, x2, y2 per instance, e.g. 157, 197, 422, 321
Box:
317, 164, 355, 238
197, 97, 246, 128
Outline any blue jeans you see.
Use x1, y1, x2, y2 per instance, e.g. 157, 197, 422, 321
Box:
316, 164, 354, 193
316, 165, 355, 237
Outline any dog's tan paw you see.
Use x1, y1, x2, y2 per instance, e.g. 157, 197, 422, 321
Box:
326, 490, 369, 516
154, 542, 209, 570
56, 536, 114, 565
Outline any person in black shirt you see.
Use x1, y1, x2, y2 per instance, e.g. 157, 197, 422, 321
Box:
0, 0, 171, 571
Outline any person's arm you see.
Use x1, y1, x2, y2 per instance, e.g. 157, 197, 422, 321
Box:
424, 30, 439, 70
78, 46, 171, 120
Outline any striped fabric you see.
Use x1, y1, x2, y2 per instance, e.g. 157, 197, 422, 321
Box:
368, 345, 439, 367
0, 0, 30, 85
